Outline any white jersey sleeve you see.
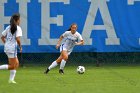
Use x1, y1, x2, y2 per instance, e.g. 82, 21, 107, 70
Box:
2, 26, 10, 37
16, 26, 22, 37
77, 32, 83, 41
62, 31, 70, 37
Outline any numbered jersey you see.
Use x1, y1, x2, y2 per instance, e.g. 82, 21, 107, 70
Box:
2, 25, 22, 53
61, 31, 83, 52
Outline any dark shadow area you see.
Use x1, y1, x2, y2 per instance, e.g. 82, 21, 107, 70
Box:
0, 52, 140, 67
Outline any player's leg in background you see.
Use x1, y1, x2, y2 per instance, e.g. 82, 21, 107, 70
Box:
0, 64, 8, 70
0, 53, 17, 83
8, 57, 19, 84
0, 53, 9, 70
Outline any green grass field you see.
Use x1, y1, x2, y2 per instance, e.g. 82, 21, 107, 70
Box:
0, 65, 140, 93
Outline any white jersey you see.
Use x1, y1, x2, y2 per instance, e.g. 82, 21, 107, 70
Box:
61, 31, 83, 52
2, 25, 22, 53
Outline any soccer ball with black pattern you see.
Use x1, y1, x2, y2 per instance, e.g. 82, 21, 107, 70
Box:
77, 66, 85, 74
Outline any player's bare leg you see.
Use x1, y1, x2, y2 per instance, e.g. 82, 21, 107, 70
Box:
8, 58, 19, 84
59, 50, 68, 74
44, 54, 63, 74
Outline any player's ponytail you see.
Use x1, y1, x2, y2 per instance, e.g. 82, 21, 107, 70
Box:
10, 13, 20, 35
67, 28, 71, 31
67, 23, 77, 31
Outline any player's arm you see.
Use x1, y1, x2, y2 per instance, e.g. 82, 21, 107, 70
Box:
16, 37, 22, 53
75, 40, 84, 45
16, 26, 22, 53
56, 35, 64, 49
75, 33, 84, 45
1, 28, 8, 44
1, 36, 6, 43
1, 27, 9, 44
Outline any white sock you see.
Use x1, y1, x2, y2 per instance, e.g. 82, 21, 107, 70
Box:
9, 70, 16, 81
0, 64, 8, 70
60, 59, 66, 70
48, 61, 58, 70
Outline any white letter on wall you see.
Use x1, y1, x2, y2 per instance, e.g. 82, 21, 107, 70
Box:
82, 0, 120, 45
39, 0, 70, 45
0, 0, 10, 45
16, 0, 30, 45
128, 0, 140, 5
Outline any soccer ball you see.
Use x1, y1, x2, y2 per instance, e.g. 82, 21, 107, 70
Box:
77, 66, 85, 74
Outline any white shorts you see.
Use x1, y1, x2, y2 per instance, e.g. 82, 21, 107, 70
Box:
5, 52, 17, 58
60, 44, 72, 55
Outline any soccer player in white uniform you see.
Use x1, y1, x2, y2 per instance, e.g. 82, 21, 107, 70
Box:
44, 23, 84, 74
0, 13, 22, 83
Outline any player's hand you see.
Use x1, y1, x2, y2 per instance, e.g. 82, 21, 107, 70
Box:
75, 41, 84, 45
75, 42, 78, 45
56, 44, 60, 49
19, 46, 22, 53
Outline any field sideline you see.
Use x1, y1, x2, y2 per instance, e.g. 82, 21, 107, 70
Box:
0, 65, 140, 93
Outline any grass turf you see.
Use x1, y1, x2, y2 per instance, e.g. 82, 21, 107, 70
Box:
0, 65, 140, 93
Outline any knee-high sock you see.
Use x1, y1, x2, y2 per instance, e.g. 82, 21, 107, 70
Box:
0, 64, 8, 70
60, 59, 66, 70
9, 70, 16, 81
48, 61, 58, 70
